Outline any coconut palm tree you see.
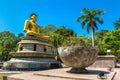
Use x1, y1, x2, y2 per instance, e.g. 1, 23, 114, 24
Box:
113, 18, 120, 30
77, 8, 104, 47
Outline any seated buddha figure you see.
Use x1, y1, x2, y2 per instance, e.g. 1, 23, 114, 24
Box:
24, 13, 49, 40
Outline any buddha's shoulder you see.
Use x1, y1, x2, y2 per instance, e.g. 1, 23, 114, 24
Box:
25, 20, 31, 23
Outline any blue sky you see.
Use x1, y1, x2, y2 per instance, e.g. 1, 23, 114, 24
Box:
0, 0, 119, 36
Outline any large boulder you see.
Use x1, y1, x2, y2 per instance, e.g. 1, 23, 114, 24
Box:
58, 46, 98, 73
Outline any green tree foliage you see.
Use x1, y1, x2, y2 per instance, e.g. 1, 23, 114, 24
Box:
17, 33, 24, 41
62, 35, 88, 46
40, 24, 76, 58
0, 31, 19, 61
49, 32, 64, 60
116, 50, 120, 59
49, 32, 63, 54
95, 30, 108, 39
50, 32, 63, 48
95, 30, 109, 55
113, 18, 120, 30
40, 24, 57, 35
77, 8, 104, 47
18, 33, 24, 38
102, 30, 120, 59
54, 26, 76, 38
40, 24, 76, 38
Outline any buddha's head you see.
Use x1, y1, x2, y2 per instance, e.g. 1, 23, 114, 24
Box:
30, 13, 37, 23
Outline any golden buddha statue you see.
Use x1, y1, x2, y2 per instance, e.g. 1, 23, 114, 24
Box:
24, 13, 49, 40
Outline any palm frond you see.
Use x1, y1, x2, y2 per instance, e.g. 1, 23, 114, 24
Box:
91, 9, 105, 16
81, 21, 85, 29
76, 16, 85, 22
93, 22, 98, 30
84, 16, 89, 22
95, 17, 103, 24
82, 8, 90, 14
87, 23, 91, 33
97, 10, 105, 15
81, 17, 89, 29
113, 18, 120, 29
91, 9, 97, 16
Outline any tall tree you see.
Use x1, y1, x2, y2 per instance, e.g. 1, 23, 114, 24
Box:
77, 8, 104, 47
0, 31, 18, 61
95, 30, 108, 39
62, 35, 88, 46
40, 24, 57, 35
54, 26, 76, 38
18, 33, 24, 38
49, 32, 63, 56
113, 18, 120, 30
94, 30, 109, 55
102, 30, 120, 58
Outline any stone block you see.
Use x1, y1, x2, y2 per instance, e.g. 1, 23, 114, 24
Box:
36, 45, 44, 52
90, 55, 116, 68
23, 44, 33, 51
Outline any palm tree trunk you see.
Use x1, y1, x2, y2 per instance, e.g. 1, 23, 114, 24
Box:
92, 29, 95, 47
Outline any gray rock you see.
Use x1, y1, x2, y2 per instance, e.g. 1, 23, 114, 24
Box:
58, 46, 98, 69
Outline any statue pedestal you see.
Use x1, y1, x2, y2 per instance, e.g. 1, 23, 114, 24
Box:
2, 57, 60, 71
2, 36, 61, 71
90, 55, 116, 68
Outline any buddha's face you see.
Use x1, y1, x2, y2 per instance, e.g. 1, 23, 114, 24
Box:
30, 15, 37, 22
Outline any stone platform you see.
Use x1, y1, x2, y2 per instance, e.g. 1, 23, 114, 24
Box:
90, 55, 116, 68
2, 57, 61, 71
3, 68, 116, 80
2, 35, 61, 71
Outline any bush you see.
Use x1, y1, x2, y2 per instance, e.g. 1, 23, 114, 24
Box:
116, 50, 120, 60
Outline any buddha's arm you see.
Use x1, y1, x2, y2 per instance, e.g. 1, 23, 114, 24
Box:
24, 20, 30, 33
37, 25, 40, 33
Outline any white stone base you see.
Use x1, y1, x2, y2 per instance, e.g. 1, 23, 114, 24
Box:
2, 58, 61, 71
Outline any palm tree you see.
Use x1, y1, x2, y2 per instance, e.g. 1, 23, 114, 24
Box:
113, 18, 120, 30
77, 8, 104, 47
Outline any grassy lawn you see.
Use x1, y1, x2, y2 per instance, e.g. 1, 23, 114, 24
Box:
0, 73, 14, 80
